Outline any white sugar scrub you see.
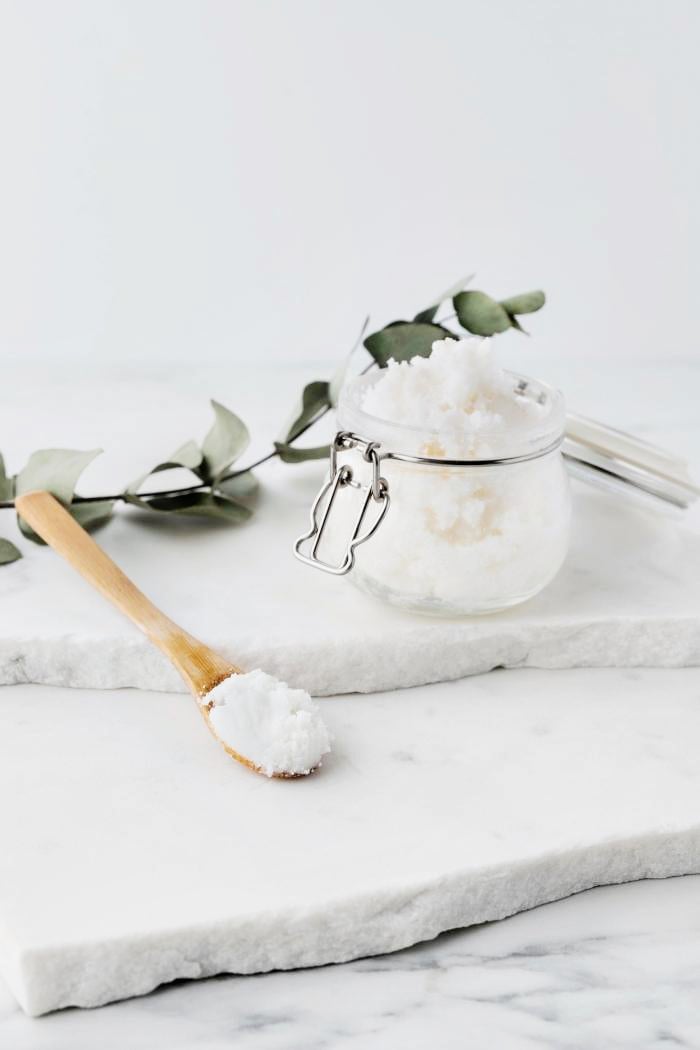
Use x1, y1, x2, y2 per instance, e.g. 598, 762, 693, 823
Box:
205, 670, 331, 777
362, 338, 550, 459
333, 337, 571, 615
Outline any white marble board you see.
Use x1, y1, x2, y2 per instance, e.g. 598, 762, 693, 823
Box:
1, 668, 700, 1015
4, 875, 700, 1048
2, 467, 700, 697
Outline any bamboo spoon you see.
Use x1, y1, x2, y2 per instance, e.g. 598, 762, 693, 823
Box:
16, 490, 317, 778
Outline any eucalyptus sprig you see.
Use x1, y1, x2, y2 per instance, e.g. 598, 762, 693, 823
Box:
0, 278, 545, 564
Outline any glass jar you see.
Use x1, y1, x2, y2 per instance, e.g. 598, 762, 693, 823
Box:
295, 370, 571, 616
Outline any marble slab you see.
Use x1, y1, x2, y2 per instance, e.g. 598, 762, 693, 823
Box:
1, 358, 699, 697
2, 472, 700, 696
4, 874, 700, 1048
2, 667, 700, 1016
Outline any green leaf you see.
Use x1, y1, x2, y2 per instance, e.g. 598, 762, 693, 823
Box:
126, 440, 203, 495
453, 291, 512, 336
70, 500, 115, 532
0, 454, 13, 501
215, 471, 259, 501
364, 322, 453, 367
499, 290, 546, 316
282, 381, 331, 443
135, 490, 252, 522
15, 448, 101, 503
274, 442, 330, 463
413, 305, 440, 325
200, 401, 249, 482
413, 273, 475, 324
15, 448, 102, 542
0, 537, 21, 565
19, 498, 116, 547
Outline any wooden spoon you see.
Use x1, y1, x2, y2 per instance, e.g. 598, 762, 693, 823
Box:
15, 490, 311, 778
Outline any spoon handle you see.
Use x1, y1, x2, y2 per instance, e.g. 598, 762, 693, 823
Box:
15, 490, 237, 696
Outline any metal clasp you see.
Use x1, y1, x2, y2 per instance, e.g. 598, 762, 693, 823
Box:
294, 432, 391, 575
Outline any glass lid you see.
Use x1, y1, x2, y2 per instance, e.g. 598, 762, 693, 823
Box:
563, 412, 700, 511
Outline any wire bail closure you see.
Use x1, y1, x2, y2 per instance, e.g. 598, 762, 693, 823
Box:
294, 424, 566, 576
294, 432, 391, 575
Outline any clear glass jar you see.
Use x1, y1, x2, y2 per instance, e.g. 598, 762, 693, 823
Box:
296, 370, 571, 616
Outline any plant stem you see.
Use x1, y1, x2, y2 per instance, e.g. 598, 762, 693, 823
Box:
0, 379, 354, 512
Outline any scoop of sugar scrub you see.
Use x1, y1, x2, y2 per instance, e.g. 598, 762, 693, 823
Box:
204, 670, 331, 778
15, 490, 331, 779
361, 336, 549, 459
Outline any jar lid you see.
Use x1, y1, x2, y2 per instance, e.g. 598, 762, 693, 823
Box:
563, 412, 700, 511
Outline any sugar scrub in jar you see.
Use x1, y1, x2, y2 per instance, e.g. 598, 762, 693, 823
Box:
296, 338, 571, 615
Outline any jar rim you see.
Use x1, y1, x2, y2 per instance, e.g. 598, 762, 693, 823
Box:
337, 369, 566, 461
335, 430, 564, 469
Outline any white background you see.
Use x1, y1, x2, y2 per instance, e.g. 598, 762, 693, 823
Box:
0, 0, 698, 368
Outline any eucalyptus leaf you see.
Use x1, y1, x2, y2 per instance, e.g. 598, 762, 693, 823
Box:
499, 290, 546, 316
19, 502, 115, 546
453, 291, 512, 336
15, 448, 102, 503
0, 537, 22, 565
200, 401, 249, 482
413, 306, 440, 325
70, 499, 115, 532
364, 322, 453, 367
274, 442, 330, 463
15, 448, 102, 542
0, 454, 13, 502
414, 273, 475, 324
282, 381, 331, 443
215, 471, 259, 501
136, 490, 252, 522
126, 439, 203, 495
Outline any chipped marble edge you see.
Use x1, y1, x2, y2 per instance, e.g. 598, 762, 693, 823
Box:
5, 826, 700, 1016
1, 617, 700, 696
